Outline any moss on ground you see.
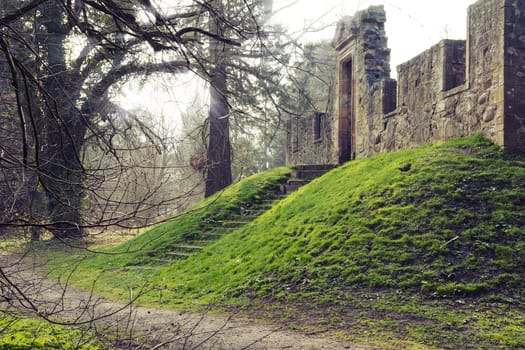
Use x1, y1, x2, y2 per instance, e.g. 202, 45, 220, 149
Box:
43, 134, 525, 349
0, 314, 102, 349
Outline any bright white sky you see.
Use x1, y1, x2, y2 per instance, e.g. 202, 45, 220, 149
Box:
119, 0, 478, 131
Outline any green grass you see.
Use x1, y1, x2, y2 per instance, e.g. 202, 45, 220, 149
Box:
0, 314, 102, 349
42, 166, 293, 301
42, 134, 525, 349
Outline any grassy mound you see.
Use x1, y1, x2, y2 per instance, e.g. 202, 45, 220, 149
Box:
153, 135, 523, 302
46, 135, 525, 349
46, 166, 293, 293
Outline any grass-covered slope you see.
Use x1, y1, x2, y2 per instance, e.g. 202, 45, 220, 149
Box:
48, 135, 525, 349
154, 134, 523, 302
48, 166, 293, 291
111, 165, 292, 263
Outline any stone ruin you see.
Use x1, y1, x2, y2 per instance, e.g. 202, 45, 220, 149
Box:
286, 0, 525, 166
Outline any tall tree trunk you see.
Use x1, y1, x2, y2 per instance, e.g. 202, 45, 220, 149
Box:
204, 0, 232, 197
38, 2, 85, 238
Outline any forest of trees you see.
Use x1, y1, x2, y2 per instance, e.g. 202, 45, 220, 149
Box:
0, 0, 336, 241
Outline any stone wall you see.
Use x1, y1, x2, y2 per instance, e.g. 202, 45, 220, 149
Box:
503, 0, 525, 148
378, 0, 508, 154
286, 113, 336, 165
286, 0, 525, 166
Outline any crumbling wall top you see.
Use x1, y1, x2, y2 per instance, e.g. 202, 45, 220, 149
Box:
332, 5, 386, 49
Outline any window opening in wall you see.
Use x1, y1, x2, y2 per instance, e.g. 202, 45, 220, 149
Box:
292, 117, 299, 152
443, 41, 466, 91
313, 112, 324, 140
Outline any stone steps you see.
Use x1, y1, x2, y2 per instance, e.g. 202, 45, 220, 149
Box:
237, 214, 260, 220
200, 232, 223, 239
160, 188, 292, 261
166, 251, 193, 257
281, 164, 336, 194
219, 220, 252, 226
158, 166, 334, 261
192, 240, 216, 244
281, 182, 304, 194
172, 244, 205, 250
293, 164, 336, 171
124, 265, 161, 271
290, 169, 331, 180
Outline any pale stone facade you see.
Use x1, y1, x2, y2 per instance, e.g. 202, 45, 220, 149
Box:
286, 0, 525, 165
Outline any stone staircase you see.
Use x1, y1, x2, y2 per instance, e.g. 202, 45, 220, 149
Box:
161, 164, 336, 261
159, 194, 285, 261
281, 164, 337, 194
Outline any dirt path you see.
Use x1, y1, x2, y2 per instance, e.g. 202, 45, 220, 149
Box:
0, 254, 380, 350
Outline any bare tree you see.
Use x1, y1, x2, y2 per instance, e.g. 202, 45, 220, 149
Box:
204, 0, 233, 197
0, 2, 325, 347
0, 0, 282, 238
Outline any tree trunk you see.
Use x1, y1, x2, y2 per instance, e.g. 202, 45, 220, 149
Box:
38, 2, 85, 239
204, 0, 232, 197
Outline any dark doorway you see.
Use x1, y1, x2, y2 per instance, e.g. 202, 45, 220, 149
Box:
338, 59, 354, 163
